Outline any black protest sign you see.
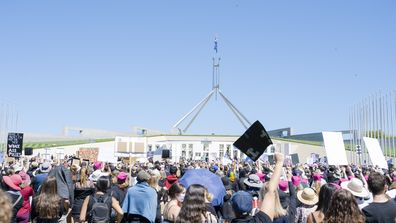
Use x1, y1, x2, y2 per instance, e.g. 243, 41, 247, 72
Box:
233, 121, 273, 161
7, 133, 24, 158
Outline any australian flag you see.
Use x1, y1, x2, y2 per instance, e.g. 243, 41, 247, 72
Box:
214, 38, 218, 53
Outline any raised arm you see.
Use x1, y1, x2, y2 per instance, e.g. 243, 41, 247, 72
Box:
260, 152, 284, 220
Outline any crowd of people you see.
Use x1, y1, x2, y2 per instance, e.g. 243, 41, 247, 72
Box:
0, 152, 396, 223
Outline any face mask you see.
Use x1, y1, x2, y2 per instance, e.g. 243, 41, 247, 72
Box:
176, 194, 185, 203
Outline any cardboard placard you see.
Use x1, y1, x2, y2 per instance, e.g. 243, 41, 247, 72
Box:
78, 148, 99, 162
363, 137, 388, 169
322, 132, 348, 165
7, 133, 24, 158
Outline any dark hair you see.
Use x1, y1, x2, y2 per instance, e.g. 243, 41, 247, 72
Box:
168, 183, 185, 199
36, 176, 61, 219
367, 172, 386, 195
176, 184, 207, 223
316, 183, 337, 214
324, 189, 365, 223
95, 176, 110, 193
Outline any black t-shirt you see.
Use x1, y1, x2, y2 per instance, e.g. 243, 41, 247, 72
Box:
231, 211, 272, 223
110, 185, 127, 205
362, 199, 396, 223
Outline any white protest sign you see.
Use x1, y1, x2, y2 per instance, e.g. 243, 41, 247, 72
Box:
363, 137, 388, 169
322, 132, 348, 165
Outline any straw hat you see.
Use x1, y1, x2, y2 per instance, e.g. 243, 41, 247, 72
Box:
341, 178, 369, 198
297, 188, 319, 206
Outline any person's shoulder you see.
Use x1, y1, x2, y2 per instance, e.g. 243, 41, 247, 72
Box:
253, 211, 272, 223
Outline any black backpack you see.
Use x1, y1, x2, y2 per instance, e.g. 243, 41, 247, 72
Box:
89, 194, 112, 223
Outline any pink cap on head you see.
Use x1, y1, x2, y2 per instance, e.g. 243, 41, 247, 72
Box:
117, 172, 128, 181
292, 176, 301, 186
256, 173, 265, 182
279, 180, 288, 191
393, 177, 396, 182
313, 173, 322, 181
94, 161, 102, 170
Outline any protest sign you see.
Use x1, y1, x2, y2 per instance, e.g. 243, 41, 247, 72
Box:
363, 137, 388, 169
233, 121, 272, 161
322, 132, 348, 165
78, 148, 99, 162
7, 133, 24, 158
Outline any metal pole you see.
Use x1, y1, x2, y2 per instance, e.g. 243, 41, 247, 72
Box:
218, 90, 252, 126
172, 90, 215, 129
183, 92, 214, 132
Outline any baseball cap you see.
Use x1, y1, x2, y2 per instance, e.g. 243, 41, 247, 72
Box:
231, 191, 253, 215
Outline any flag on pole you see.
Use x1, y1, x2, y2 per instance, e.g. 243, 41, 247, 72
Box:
214, 38, 218, 53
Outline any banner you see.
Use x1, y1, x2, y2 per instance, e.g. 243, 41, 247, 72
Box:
7, 133, 24, 158
322, 132, 348, 165
363, 137, 388, 169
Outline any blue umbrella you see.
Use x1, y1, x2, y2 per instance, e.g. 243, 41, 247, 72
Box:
179, 169, 226, 206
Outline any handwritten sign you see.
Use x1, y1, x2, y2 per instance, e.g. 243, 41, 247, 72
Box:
7, 133, 24, 158
78, 148, 99, 162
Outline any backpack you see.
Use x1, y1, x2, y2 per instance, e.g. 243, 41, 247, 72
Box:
89, 194, 112, 223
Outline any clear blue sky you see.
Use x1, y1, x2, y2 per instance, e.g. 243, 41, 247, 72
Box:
0, 1, 395, 136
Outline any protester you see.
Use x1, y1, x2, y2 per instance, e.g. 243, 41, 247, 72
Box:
230, 153, 284, 223
2, 174, 24, 223
16, 171, 34, 223
0, 189, 12, 223
31, 176, 66, 223
110, 172, 129, 207
362, 172, 396, 223
165, 166, 179, 190
176, 184, 218, 223
259, 183, 287, 223
324, 189, 365, 223
295, 188, 318, 223
32, 162, 51, 193
341, 177, 370, 209
72, 167, 95, 223
307, 184, 337, 223
220, 177, 236, 222
163, 183, 185, 222
122, 170, 157, 223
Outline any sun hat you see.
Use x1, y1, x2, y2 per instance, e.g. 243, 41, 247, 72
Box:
39, 162, 51, 173
89, 170, 104, 182
244, 174, 263, 189
231, 191, 253, 215
341, 178, 369, 198
3, 174, 23, 191
297, 188, 319, 206
12, 164, 23, 173
117, 172, 128, 182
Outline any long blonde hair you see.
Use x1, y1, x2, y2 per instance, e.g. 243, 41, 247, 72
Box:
260, 182, 287, 218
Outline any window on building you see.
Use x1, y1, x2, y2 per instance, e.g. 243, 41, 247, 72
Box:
219, 144, 224, 158
189, 144, 193, 149
195, 152, 201, 157
148, 144, 152, 152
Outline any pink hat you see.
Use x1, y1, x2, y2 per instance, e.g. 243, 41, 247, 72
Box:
364, 175, 369, 181
117, 172, 128, 182
19, 171, 31, 185
313, 173, 322, 181
279, 180, 288, 191
292, 176, 301, 187
393, 177, 396, 182
256, 173, 265, 182
3, 174, 22, 191
94, 161, 102, 170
